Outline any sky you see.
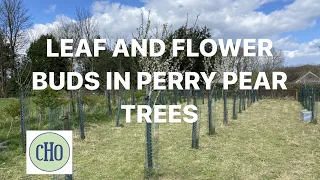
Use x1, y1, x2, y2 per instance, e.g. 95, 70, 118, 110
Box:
25, 0, 320, 66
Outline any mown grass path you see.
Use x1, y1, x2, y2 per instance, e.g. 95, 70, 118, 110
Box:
1, 99, 320, 179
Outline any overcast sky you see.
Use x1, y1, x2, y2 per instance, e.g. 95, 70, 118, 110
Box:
25, 0, 320, 66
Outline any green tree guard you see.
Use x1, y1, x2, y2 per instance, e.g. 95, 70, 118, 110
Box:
153, 93, 161, 172
239, 91, 242, 114
107, 90, 112, 115
223, 90, 228, 125
145, 96, 153, 170
215, 89, 218, 101
208, 89, 213, 135
247, 91, 250, 107
305, 86, 309, 109
212, 89, 217, 134
65, 174, 73, 180
311, 89, 315, 120
302, 86, 306, 107
252, 90, 254, 103
146, 122, 153, 173
302, 87, 304, 104
251, 90, 255, 104
202, 87, 205, 104
67, 103, 73, 130
116, 96, 121, 127
174, 86, 178, 105
299, 86, 303, 105
77, 93, 85, 140
165, 90, 167, 105
258, 89, 262, 101
19, 88, 26, 153
160, 91, 165, 105
305, 86, 308, 109
248, 90, 251, 107
301, 86, 305, 107
192, 91, 199, 149
160, 90, 165, 105
131, 88, 135, 105
250, 90, 253, 104
308, 87, 310, 110
243, 91, 246, 111
187, 89, 191, 105
255, 90, 257, 103
170, 91, 173, 105
232, 93, 237, 120
123, 91, 127, 105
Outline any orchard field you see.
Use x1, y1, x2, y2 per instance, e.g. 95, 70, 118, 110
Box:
1, 95, 320, 180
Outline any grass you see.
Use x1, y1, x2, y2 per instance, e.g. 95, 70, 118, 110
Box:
1, 98, 320, 179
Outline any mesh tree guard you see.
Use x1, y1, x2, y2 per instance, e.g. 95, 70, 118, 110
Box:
131, 88, 135, 105
242, 91, 246, 111
223, 90, 228, 125
19, 88, 27, 154
144, 95, 153, 178
191, 90, 199, 149
187, 89, 191, 105
152, 91, 161, 174
116, 96, 121, 127
107, 90, 112, 116
201, 87, 205, 105
208, 89, 213, 135
173, 86, 178, 105
233, 93, 237, 120
239, 91, 242, 114
77, 91, 85, 140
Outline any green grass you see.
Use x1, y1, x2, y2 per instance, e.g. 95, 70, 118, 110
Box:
1, 98, 320, 179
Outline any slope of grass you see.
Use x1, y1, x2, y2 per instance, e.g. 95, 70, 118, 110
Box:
1, 99, 320, 179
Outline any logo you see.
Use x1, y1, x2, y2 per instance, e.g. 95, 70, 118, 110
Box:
26, 131, 72, 174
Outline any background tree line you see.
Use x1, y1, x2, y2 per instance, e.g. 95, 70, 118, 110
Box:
0, 0, 285, 98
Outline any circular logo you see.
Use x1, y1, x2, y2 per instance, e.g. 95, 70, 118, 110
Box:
29, 132, 70, 172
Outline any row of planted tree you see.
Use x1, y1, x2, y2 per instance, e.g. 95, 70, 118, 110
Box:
4, 87, 262, 179
108, 87, 261, 178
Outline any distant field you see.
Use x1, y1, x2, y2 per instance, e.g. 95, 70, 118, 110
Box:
1, 98, 320, 179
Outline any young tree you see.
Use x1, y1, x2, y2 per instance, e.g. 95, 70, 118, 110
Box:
133, 12, 174, 175
10, 55, 31, 153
